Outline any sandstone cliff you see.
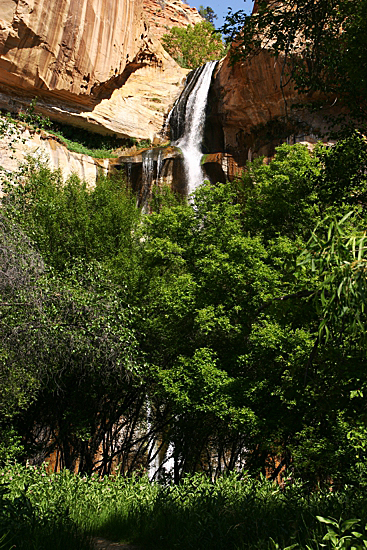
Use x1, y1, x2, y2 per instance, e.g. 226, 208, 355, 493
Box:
211, 0, 335, 167
143, 0, 202, 40
0, 123, 109, 188
0, 0, 144, 98
212, 51, 300, 161
0, 0, 199, 140
0, 0, 332, 191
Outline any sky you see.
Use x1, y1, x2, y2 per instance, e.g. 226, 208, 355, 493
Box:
187, 0, 254, 29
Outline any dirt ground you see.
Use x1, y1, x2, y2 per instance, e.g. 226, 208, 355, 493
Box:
93, 537, 143, 550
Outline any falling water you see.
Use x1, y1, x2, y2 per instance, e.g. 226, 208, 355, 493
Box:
141, 148, 155, 205
126, 162, 132, 185
156, 149, 163, 184
165, 68, 202, 140
172, 61, 217, 195
146, 398, 160, 481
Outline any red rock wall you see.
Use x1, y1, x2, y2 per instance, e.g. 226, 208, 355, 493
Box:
213, 47, 332, 165
0, 0, 202, 141
143, 0, 202, 40
0, 0, 145, 97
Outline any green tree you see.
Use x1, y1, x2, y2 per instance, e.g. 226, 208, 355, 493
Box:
0, 215, 45, 422
3, 157, 142, 287
3, 139, 367, 485
1, 162, 147, 473
14, 263, 144, 474
198, 5, 217, 25
162, 21, 226, 69
136, 139, 367, 483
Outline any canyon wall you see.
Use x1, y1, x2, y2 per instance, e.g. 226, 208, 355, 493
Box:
0, 125, 109, 187
209, 0, 336, 169
203, 53, 334, 179
0, 0, 334, 190
0, 0, 143, 97
143, 0, 202, 40
0, 0, 200, 140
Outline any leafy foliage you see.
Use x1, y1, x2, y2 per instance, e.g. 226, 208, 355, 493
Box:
299, 212, 367, 340
46, 121, 135, 158
17, 98, 51, 130
1, 163, 145, 474
2, 464, 367, 549
1, 134, 367, 489
1, 7, 367, 537
162, 21, 226, 69
198, 5, 217, 25
3, 158, 141, 273
316, 516, 367, 549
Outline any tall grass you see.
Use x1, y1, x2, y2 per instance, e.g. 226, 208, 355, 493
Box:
1, 463, 366, 549
0, 464, 94, 549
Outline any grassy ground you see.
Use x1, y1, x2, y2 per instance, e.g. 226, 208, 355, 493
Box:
46, 130, 120, 158
46, 122, 152, 159
1, 108, 152, 159
1, 463, 367, 550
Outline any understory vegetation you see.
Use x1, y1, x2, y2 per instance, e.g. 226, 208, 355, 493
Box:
1, 104, 152, 159
46, 122, 152, 158
1, 131, 367, 548
2, 463, 367, 550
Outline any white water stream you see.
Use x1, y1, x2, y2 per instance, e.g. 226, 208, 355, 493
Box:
156, 148, 163, 184
141, 148, 154, 207
173, 61, 217, 195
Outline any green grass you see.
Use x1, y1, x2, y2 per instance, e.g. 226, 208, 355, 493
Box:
1, 463, 367, 550
47, 130, 119, 158
2, 107, 153, 159
47, 127, 153, 158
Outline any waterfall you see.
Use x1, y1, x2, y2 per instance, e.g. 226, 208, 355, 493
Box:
156, 149, 163, 183
141, 149, 154, 205
162, 67, 203, 140
126, 162, 132, 185
146, 398, 160, 481
171, 61, 217, 195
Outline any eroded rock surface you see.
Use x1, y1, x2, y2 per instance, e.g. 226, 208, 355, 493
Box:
0, 0, 144, 97
212, 51, 317, 165
143, 0, 202, 40
0, 125, 109, 188
212, 6, 337, 167
0, 0, 196, 140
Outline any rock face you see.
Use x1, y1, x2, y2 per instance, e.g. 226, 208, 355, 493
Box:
111, 147, 242, 205
143, 0, 202, 41
210, 5, 337, 168
0, 124, 109, 189
111, 146, 187, 203
80, 37, 189, 141
0, 0, 198, 140
212, 51, 325, 167
0, 0, 334, 190
0, 0, 144, 97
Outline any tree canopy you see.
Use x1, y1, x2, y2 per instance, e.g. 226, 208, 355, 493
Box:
162, 21, 226, 69
1, 131, 367, 485
198, 5, 217, 25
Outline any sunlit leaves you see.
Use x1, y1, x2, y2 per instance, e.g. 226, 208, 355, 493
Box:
298, 212, 367, 340
162, 21, 226, 69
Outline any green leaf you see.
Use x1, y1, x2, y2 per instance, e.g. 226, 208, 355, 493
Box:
341, 519, 361, 533
317, 516, 339, 527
